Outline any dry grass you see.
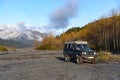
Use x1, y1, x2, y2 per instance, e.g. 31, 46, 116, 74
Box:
9, 47, 16, 52
109, 55, 120, 63
98, 51, 120, 63
0, 46, 8, 52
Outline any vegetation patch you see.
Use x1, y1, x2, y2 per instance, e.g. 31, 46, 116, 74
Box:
8, 47, 17, 52
0, 46, 8, 52
98, 51, 120, 63
35, 33, 63, 50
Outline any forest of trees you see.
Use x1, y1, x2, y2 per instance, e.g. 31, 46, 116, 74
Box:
35, 7, 120, 52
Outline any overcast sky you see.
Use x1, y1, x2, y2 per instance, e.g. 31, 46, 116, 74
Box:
0, 0, 120, 34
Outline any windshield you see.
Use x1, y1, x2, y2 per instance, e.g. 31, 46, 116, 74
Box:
76, 44, 91, 50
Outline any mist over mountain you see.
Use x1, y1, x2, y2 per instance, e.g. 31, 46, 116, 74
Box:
0, 23, 47, 47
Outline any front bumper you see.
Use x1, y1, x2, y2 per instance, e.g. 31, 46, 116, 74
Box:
82, 55, 97, 59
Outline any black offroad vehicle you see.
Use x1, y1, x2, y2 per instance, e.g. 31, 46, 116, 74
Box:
63, 41, 97, 64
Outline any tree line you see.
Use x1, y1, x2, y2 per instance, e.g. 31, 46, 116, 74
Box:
35, 7, 120, 52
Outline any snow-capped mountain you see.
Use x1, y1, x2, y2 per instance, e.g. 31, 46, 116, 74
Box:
0, 23, 47, 46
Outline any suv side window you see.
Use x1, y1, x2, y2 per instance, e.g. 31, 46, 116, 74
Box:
72, 44, 76, 49
67, 44, 69, 48
70, 44, 73, 49
68, 44, 70, 49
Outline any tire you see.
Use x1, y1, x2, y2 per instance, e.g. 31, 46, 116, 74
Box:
76, 56, 83, 64
91, 58, 96, 64
64, 55, 70, 62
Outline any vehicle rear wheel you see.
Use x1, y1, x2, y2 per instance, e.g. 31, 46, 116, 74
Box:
76, 56, 83, 64
64, 55, 70, 62
91, 58, 96, 64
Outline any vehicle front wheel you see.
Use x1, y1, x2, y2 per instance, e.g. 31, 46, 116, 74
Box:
64, 55, 70, 62
76, 56, 83, 64
91, 58, 96, 64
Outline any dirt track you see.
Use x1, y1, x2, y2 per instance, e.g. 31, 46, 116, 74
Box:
0, 49, 120, 80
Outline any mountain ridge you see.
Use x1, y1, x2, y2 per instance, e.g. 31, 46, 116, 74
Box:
0, 24, 47, 47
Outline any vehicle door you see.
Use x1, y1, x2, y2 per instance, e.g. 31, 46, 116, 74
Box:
70, 43, 76, 58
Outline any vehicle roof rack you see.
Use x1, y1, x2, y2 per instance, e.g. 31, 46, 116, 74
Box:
65, 41, 88, 44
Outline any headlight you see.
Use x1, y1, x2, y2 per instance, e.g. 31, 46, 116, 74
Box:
94, 52, 96, 55
82, 52, 87, 55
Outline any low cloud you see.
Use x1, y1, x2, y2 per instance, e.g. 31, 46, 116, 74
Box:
47, 0, 79, 30
17, 21, 26, 32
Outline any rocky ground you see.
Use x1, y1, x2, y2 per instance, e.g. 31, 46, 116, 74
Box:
0, 49, 120, 80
